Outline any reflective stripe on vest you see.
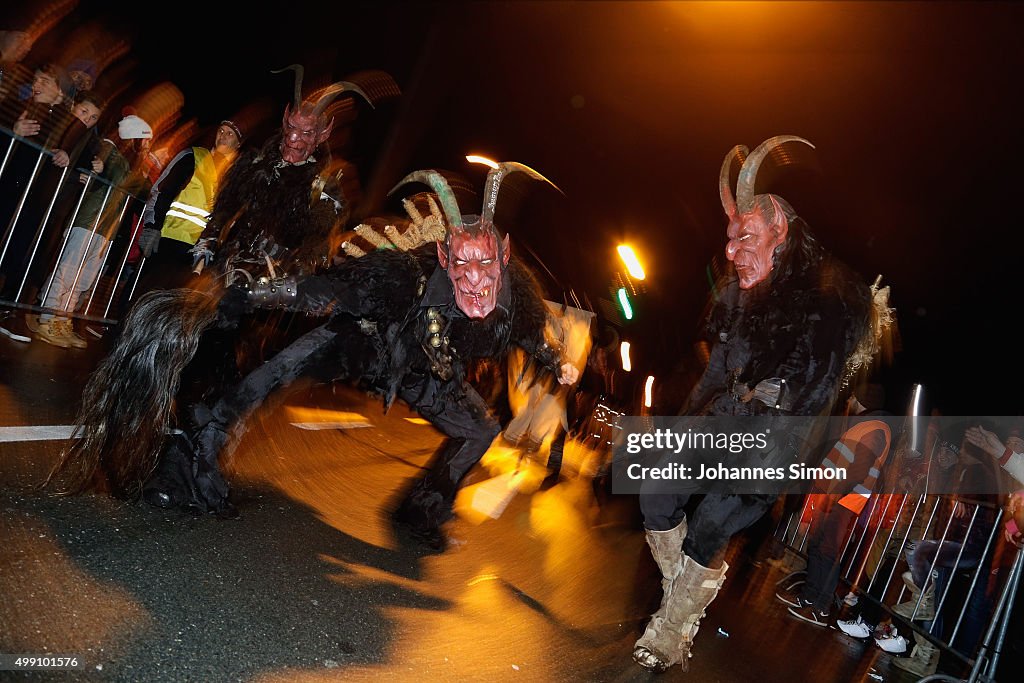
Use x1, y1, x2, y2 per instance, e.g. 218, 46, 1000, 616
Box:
161, 147, 217, 245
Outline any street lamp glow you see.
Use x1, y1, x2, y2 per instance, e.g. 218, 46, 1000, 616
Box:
620, 341, 632, 372
466, 155, 499, 169
617, 287, 633, 320
617, 245, 646, 280
644, 375, 655, 408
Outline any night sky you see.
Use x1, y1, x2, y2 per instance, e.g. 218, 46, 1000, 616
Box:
8, 1, 1024, 415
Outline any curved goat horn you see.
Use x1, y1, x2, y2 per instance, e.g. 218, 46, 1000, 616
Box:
719, 145, 749, 218
389, 170, 463, 230
312, 81, 374, 118
271, 64, 304, 111
735, 135, 815, 214
480, 161, 562, 227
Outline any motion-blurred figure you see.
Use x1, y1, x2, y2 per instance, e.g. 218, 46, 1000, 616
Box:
632, 136, 887, 673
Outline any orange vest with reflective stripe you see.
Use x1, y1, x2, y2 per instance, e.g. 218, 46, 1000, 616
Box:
818, 420, 892, 514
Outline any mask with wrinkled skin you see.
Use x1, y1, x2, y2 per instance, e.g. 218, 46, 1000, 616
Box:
719, 136, 814, 289
438, 223, 509, 318
725, 196, 788, 290
279, 104, 332, 165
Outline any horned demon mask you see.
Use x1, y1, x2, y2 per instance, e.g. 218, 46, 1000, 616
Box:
720, 135, 814, 289
391, 163, 556, 319
272, 64, 372, 165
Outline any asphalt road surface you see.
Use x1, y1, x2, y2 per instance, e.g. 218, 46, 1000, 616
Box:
0, 330, 985, 682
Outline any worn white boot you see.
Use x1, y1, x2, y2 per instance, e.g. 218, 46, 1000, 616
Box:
634, 522, 729, 673
633, 519, 687, 672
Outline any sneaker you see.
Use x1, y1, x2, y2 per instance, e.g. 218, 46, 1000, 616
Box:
56, 319, 87, 349
788, 602, 830, 627
35, 319, 73, 348
0, 311, 32, 343
875, 628, 909, 654
775, 583, 806, 608
837, 616, 874, 639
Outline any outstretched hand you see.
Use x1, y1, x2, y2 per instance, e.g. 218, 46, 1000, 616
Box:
964, 426, 1005, 459
558, 363, 579, 386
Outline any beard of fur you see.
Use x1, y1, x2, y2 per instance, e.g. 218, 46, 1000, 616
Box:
44, 289, 220, 499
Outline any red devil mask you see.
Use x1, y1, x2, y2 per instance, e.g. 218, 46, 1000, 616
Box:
438, 219, 510, 318
719, 136, 814, 289
391, 163, 559, 319
272, 64, 373, 165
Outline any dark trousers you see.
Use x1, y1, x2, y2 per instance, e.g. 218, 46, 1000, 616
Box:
135, 238, 198, 294
801, 502, 856, 609
148, 323, 340, 511
397, 375, 501, 531
640, 492, 777, 567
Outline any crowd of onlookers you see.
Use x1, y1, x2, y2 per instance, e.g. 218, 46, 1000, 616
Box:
0, 17, 242, 348
763, 393, 1024, 678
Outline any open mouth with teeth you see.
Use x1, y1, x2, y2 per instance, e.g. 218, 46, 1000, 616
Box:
455, 286, 496, 317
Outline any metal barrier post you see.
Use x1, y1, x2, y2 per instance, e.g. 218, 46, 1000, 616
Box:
106, 211, 145, 318
967, 545, 1023, 682
40, 176, 91, 306
0, 135, 15, 181
949, 508, 1003, 645
81, 195, 130, 316
0, 148, 46, 274
867, 494, 911, 594
14, 165, 69, 301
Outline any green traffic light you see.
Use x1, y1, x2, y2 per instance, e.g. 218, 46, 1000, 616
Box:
617, 287, 633, 320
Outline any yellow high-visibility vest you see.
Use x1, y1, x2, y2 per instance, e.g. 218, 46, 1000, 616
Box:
161, 147, 219, 245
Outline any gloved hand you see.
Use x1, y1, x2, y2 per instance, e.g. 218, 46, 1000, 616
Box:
138, 226, 161, 258
190, 237, 216, 273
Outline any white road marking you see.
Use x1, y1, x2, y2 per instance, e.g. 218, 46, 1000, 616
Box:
0, 425, 80, 442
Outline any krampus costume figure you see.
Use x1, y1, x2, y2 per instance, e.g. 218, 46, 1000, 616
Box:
632, 136, 880, 672
191, 64, 373, 277
45, 66, 381, 516
49, 161, 577, 550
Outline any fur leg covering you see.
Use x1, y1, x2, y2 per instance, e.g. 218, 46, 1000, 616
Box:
634, 521, 728, 672
44, 289, 220, 498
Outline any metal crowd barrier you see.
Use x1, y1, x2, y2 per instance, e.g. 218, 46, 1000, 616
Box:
0, 126, 150, 326
772, 489, 1021, 682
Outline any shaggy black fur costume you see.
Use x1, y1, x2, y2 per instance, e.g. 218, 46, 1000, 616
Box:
48, 244, 561, 546
639, 218, 872, 566
45, 135, 349, 516
200, 134, 347, 277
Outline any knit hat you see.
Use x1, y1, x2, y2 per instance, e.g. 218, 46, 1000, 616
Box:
220, 119, 242, 142
118, 114, 153, 140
